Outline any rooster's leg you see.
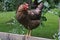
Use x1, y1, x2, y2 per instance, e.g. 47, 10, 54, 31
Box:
25, 30, 32, 40
26, 31, 29, 36
25, 31, 29, 40
29, 30, 31, 36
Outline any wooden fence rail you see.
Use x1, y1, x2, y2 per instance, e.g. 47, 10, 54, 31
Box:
0, 32, 52, 40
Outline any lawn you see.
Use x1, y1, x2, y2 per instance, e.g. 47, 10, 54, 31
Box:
0, 11, 58, 39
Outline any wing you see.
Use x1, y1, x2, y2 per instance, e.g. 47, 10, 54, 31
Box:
28, 10, 41, 20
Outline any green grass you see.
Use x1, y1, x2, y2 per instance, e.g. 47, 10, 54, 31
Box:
0, 11, 16, 32
0, 11, 58, 39
0, 11, 15, 23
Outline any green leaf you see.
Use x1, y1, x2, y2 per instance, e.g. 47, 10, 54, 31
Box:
44, 1, 50, 8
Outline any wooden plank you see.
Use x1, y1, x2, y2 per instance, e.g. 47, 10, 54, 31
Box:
0, 32, 52, 40
0, 32, 10, 40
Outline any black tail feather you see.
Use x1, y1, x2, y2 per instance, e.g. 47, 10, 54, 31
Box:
37, 2, 44, 10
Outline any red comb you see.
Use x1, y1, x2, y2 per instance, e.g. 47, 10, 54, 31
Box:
23, 3, 29, 10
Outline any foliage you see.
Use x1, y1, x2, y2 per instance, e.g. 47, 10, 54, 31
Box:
0, 2, 3, 11
48, 8, 60, 17
0, 0, 60, 11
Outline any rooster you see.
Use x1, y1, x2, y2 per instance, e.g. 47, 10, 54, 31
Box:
16, 2, 44, 38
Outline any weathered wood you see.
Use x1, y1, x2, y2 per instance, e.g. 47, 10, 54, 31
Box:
0, 32, 52, 40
